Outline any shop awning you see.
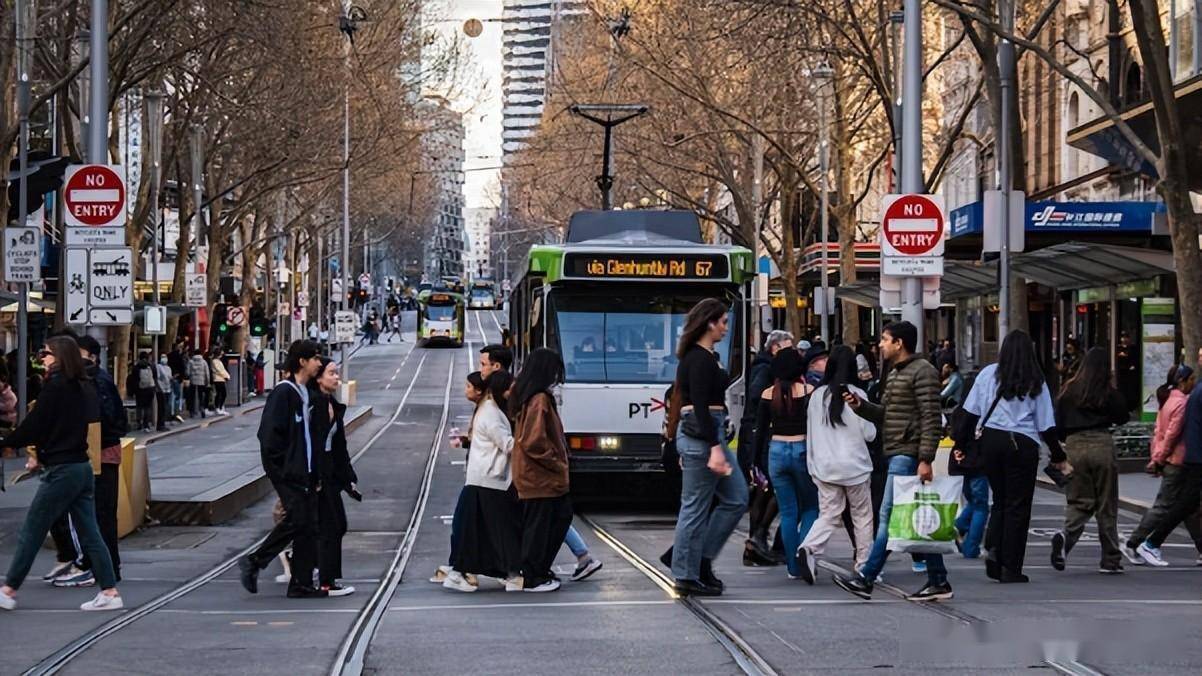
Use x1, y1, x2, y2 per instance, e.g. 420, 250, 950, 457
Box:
1010, 242, 1174, 291
941, 260, 998, 301
0, 291, 56, 314
834, 280, 880, 308
1065, 73, 1202, 188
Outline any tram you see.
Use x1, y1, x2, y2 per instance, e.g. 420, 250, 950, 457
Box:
468, 280, 498, 309
508, 210, 755, 475
416, 289, 466, 347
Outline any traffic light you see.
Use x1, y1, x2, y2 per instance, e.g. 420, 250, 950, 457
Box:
6, 152, 69, 224
213, 304, 230, 336
249, 306, 268, 337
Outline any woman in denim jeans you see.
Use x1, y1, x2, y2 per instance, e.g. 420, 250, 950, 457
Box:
671, 299, 747, 596
753, 348, 819, 579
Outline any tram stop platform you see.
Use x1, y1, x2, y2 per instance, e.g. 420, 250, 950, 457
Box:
146, 404, 373, 526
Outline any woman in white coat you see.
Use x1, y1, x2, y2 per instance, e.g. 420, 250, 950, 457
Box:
444, 371, 523, 592
795, 345, 877, 584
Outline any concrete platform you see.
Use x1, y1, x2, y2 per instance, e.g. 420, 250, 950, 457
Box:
146, 405, 373, 526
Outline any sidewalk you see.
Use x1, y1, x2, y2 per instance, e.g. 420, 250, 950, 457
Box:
1037, 470, 1162, 515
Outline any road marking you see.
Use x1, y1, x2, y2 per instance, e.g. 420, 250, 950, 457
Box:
268, 621, 294, 626
156, 609, 359, 615
387, 600, 675, 612
231, 621, 258, 626
706, 598, 902, 606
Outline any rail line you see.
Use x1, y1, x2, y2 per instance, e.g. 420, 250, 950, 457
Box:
22, 344, 432, 676
578, 514, 779, 676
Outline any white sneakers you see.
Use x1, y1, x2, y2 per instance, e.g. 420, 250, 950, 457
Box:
0, 589, 15, 611
80, 592, 123, 611
504, 576, 524, 592
429, 565, 452, 584
1119, 542, 1145, 566
41, 561, 74, 582
524, 579, 561, 593
442, 570, 477, 593
1136, 542, 1170, 567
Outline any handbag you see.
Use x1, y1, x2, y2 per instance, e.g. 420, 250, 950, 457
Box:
948, 392, 1002, 476
660, 383, 682, 475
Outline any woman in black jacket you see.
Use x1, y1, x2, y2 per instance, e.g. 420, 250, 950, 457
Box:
1052, 347, 1130, 574
310, 357, 359, 596
0, 336, 122, 612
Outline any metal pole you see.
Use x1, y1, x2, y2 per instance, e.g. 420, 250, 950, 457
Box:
890, 10, 904, 190
146, 90, 164, 423
341, 37, 351, 379
818, 69, 831, 344
600, 124, 614, 210
900, 0, 924, 348
751, 134, 763, 308
15, 0, 33, 422
87, 0, 110, 364
997, 0, 1016, 340
317, 232, 324, 342
191, 124, 203, 353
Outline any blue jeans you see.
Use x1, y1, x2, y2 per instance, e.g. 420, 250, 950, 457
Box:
564, 525, 588, 558
5, 462, 117, 590
768, 440, 819, 577
954, 475, 990, 559
859, 455, 947, 585
671, 413, 749, 581
171, 380, 183, 415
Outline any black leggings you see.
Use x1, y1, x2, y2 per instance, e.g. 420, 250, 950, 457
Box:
213, 382, 228, 410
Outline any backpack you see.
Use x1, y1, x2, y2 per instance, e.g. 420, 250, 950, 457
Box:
137, 363, 155, 390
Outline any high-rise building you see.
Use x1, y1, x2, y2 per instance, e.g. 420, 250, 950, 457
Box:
418, 96, 467, 280
500, 0, 586, 163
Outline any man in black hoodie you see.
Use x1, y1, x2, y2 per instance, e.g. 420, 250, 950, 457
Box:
239, 340, 326, 598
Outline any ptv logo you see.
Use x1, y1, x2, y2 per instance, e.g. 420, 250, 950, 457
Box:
628, 397, 667, 418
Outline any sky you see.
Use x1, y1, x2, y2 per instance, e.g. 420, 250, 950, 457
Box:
423, 0, 503, 213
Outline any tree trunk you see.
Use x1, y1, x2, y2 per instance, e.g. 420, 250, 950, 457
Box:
779, 178, 802, 339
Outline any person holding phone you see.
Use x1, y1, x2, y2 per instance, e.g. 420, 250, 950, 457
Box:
670, 299, 747, 596
308, 357, 360, 596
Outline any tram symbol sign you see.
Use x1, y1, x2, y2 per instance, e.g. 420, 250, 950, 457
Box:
880, 194, 945, 277
64, 165, 127, 228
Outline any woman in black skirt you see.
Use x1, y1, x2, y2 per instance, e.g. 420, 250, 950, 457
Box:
446, 370, 522, 592
310, 357, 359, 596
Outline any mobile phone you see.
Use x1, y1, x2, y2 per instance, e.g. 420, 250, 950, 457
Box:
835, 383, 848, 398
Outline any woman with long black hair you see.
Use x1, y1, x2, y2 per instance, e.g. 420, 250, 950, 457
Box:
670, 299, 748, 596
510, 348, 572, 592
0, 336, 122, 611
958, 330, 1068, 582
1052, 347, 1129, 574
309, 357, 359, 596
753, 348, 818, 580
450, 370, 522, 592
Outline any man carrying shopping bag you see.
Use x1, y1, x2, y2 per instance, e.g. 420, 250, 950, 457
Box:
832, 321, 954, 601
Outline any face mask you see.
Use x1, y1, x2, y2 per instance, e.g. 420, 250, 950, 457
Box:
160, 357, 168, 365
550, 384, 563, 406
805, 370, 823, 387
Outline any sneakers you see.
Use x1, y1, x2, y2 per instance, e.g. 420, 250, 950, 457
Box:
699, 558, 724, 592
911, 560, 927, 574
274, 572, 291, 584
1196, 554, 1202, 567
796, 547, 816, 585
1098, 564, 1124, 575
833, 574, 873, 600
286, 585, 328, 599
238, 556, 260, 594
429, 564, 452, 584
42, 561, 75, 582
0, 589, 15, 611
504, 575, 524, 592
80, 591, 123, 611
524, 578, 562, 593
322, 584, 355, 597
1050, 531, 1066, 571
53, 568, 95, 588
442, 571, 477, 593
1136, 541, 1170, 567
1120, 542, 1146, 566
570, 558, 603, 582
672, 579, 720, 597
906, 582, 954, 602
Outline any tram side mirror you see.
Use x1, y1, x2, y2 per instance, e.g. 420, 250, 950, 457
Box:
759, 305, 774, 333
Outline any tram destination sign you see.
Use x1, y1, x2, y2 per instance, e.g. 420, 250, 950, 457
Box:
564, 252, 729, 281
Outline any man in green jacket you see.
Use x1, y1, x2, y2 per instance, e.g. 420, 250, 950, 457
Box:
833, 320, 952, 602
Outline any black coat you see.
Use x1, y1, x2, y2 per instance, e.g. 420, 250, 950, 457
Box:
258, 380, 315, 487
309, 390, 358, 492
4, 371, 100, 466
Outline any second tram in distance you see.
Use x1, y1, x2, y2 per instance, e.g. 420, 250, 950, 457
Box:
417, 289, 466, 347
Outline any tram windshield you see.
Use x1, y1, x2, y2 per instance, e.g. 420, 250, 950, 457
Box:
471, 289, 494, 302
551, 290, 735, 384
426, 304, 457, 321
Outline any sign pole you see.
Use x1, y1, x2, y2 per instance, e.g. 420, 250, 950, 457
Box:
900, 0, 925, 349
997, 0, 1017, 338
15, 0, 32, 421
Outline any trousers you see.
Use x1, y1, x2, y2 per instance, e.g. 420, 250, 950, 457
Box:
982, 427, 1039, 574
520, 494, 573, 587
1061, 431, 1121, 567
250, 481, 319, 591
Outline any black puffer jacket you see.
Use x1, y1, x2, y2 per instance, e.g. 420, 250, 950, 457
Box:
854, 356, 942, 463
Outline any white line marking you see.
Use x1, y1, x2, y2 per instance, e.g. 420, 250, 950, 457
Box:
387, 600, 674, 612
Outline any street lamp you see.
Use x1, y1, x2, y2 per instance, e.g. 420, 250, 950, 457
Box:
814, 62, 834, 345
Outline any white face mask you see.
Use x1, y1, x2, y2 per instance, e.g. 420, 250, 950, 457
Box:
550, 384, 563, 407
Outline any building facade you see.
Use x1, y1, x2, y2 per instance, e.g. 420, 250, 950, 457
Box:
419, 97, 468, 279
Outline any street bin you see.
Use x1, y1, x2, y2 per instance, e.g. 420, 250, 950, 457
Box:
223, 354, 244, 408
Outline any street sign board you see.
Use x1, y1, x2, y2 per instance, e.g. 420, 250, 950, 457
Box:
335, 310, 357, 344
4, 227, 41, 282
983, 190, 1026, 253
226, 306, 247, 327
185, 273, 207, 307
880, 194, 945, 277
145, 305, 167, 335
88, 248, 134, 309
65, 249, 89, 324
297, 291, 310, 308
90, 308, 133, 325
331, 277, 343, 296
64, 164, 127, 227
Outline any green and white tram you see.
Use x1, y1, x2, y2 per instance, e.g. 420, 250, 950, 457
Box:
417, 289, 466, 347
508, 210, 755, 475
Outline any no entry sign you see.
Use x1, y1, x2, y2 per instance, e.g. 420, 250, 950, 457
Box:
64, 165, 127, 228
880, 194, 945, 276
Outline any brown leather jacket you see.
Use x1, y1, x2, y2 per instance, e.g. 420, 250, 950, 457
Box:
512, 392, 569, 499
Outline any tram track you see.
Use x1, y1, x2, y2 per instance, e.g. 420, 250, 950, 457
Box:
21, 343, 438, 676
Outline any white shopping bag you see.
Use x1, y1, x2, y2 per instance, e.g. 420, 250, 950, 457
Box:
886, 475, 964, 554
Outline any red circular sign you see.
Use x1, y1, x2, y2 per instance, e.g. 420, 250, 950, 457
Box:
882, 195, 944, 256
65, 165, 126, 227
